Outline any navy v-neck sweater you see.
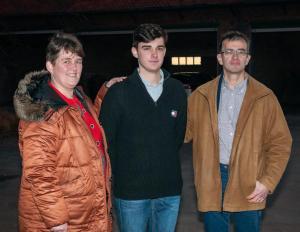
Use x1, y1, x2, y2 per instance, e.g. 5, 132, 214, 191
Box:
100, 69, 187, 199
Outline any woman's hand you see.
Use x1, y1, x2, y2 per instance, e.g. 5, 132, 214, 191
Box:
50, 223, 68, 232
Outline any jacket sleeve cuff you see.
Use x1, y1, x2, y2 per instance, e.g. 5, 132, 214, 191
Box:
94, 83, 109, 117
258, 177, 275, 194
38, 197, 69, 228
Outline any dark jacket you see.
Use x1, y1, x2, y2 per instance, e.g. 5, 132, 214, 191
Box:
99, 69, 187, 199
14, 70, 112, 232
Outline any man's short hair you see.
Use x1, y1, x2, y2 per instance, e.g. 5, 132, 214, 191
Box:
218, 30, 250, 53
46, 32, 85, 64
132, 23, 168, 48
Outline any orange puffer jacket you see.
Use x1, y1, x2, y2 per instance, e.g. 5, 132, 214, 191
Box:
14, 70, 112, 232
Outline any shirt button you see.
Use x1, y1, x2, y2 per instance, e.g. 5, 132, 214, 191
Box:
229, 132, 233, 136
229, 106, 233, 109
96, 141, 100, 146
90, 124, 94, 129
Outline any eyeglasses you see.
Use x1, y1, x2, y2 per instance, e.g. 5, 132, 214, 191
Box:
221, 49, 249, 56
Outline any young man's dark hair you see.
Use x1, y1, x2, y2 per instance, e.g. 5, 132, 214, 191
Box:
46, 32, 85, 64
218, 30, 250, 53
132, 23, 168, 48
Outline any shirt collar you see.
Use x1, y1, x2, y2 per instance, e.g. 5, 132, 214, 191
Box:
222, 77, 247, 94
138, 68, 164, 87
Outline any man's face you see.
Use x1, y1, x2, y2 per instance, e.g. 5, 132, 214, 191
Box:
46, 49, 83, 96
217, 39, 251, 75
131, 37, 166, 74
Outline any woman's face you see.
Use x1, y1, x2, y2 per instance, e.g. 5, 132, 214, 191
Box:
46, 49, 83, 98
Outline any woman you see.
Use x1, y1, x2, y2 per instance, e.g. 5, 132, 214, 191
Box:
14, 32, 112, 232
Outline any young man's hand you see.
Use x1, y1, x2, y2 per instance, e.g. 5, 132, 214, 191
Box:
106, 76, 127, 88
246, 181, 269, 203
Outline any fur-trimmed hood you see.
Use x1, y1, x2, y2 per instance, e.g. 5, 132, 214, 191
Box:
13, 70, 67, 121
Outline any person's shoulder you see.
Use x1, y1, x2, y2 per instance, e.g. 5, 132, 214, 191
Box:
21, 111, 61, 138
199, 78, 215, 89
168, 77, 184, 86
250, 77, 271, 91
248, 75, 273, 97
167, 76, 186, 90
193, 77, 218, 95
106, 79, 127, 94
101, 77, 132, 106
167, 77, 187, 97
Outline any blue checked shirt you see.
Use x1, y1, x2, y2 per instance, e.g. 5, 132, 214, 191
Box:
218, 78, 247, 164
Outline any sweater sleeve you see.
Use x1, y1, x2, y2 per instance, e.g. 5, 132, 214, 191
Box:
21, 121, 69, 228
94, 83, 108, 117
175, 84, 188, 150
99, 84, 123, 173
258, 94, 292, 193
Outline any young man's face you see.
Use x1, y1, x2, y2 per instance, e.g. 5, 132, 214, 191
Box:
217, 39, 251, 75
131, 37, 166, 74
46, 49, 83, 96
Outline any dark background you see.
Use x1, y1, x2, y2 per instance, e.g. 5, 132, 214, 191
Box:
0, 0, 299, 110
0, 2, 300, 231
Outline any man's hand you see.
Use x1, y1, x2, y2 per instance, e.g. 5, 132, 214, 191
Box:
50, 223, 68, 232
246, 181, 269, 203
106, 76, 127, 88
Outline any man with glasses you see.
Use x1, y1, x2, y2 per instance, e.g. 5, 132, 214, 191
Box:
185, 30, 292, 231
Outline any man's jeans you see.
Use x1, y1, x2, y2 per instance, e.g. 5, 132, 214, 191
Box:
204, 164, 262, 232
114, 195, 180, 232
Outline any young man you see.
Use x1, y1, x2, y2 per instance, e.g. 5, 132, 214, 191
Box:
14, 32, 112, 232
99, 24, 187, 232
185, 30, 292, 232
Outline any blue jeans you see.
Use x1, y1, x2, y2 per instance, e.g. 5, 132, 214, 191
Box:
204, 164, 262, 232
114, 195, 180, 232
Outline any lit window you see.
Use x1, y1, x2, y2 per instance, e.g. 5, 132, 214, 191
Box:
187, 57, 193, 65
172, 57, 179, 65
179, 57, 186, 65
194, 57, 201, 65
171, 56, 201, 66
